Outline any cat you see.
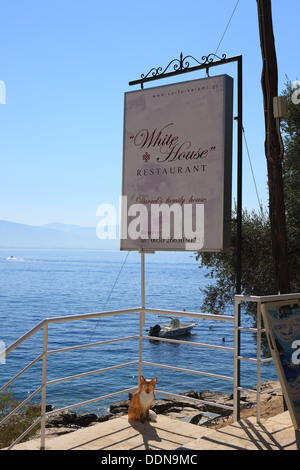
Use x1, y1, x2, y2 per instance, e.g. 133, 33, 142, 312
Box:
128, 376, 157, 423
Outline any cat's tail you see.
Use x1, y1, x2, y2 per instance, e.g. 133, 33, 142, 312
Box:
148, 409, 157, 422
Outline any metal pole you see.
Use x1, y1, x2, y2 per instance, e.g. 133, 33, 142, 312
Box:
234, 55, 243, 422
40, 323, 48, 450
236, 55, 243, 296
141, 251, 145, 311
139, 251, 146, 382
233, 297, 240, 422
129, 52, 243, 415
256, 301, 262, 423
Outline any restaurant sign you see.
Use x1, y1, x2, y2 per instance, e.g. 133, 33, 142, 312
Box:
121, 74, 233, 251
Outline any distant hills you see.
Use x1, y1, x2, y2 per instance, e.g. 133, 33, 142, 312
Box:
0, 220, 119, 249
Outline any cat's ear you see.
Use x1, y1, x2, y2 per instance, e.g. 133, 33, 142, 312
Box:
140, 375, 145, 382
152, 377, 157, 384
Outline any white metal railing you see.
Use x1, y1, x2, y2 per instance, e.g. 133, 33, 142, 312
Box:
234, 293, 300, 422
1, 293, 298, 450
0, 308, 233, 449
0, 307, 141, 449
1, 306, 236, 450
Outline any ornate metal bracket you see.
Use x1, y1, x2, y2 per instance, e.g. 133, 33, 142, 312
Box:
142, 52, 226, 80
129, 52, 227, 88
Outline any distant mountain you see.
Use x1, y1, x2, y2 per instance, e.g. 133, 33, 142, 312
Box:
43, 222, 86, 232
0, 220, 119, 249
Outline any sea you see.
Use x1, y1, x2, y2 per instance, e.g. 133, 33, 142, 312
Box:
0, 248, 278, 416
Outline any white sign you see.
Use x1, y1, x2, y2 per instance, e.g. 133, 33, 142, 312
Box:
121, 74, 233, 251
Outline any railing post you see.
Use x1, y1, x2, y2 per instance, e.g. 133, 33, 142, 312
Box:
256, 301, 262, 423
40, 322, 48, 450
139, 250, 154, 382
233, 297, 240, 422
139, 251, 146, 381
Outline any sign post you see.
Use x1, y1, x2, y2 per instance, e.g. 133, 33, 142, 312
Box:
124, 52, 243, 419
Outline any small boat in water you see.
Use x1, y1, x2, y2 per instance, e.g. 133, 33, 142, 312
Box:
6, 255, 24, 261
148, 316, 197, 338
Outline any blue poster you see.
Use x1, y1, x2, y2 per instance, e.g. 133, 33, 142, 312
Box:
262, 300, 300, 430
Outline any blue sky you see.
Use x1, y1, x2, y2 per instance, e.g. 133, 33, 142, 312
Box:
0, 0, 298, 227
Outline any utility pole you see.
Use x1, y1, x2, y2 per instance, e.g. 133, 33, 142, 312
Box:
256, 0, 291, 294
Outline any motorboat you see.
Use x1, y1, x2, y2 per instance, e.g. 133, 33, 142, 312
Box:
148, 316, 197, 338
6, 256, 24, 261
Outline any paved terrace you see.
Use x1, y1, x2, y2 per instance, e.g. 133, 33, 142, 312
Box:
7, 410, 300, 451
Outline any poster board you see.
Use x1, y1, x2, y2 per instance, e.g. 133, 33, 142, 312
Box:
121, 74, 233, 252
261, 299, 300, 430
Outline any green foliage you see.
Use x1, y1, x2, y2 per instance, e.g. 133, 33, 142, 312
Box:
0, 388, 41, 449
196, 207, 274, 319
281, 78, 300, 291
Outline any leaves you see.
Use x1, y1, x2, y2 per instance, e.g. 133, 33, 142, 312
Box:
196, 79, 300, 335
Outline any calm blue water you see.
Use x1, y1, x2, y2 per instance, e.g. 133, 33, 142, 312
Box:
0, 249, 278, 415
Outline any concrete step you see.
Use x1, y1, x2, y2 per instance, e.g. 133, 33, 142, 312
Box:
180, 411, 300, 450
6, 411, 299, 451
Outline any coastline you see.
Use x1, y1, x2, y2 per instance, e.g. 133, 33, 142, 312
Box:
33, 380, 283, 441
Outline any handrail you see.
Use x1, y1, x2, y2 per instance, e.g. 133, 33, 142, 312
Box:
142, 361, 234, 382
2, 295, 292, 450
1, 308, 143, 449
0, 353, 43, 393
155, 390, 234, 412
142, 307, 234, 322
44, 387, 138, 416
1, 306, 237, 449
0, 320, 46, 362
233, 293, 300, 423
1, 386, 43, 427
235, 293, 300, 302
144, 334, 234, 351
0, 308, 141, 364
46, 361, 139, 386
47, 335, 139, 355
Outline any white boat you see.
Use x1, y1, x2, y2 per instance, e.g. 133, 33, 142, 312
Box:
148, 316, 197, 338
6, 256, 24, 261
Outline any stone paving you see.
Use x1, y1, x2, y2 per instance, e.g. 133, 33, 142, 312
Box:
6, 411, 300, 451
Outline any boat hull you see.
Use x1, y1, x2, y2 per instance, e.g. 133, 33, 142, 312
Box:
149, 323, 197, 338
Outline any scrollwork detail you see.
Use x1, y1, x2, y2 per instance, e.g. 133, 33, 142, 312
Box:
140, 52, 227, 82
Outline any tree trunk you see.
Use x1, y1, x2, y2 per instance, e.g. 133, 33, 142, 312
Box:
257, 0, 290, 294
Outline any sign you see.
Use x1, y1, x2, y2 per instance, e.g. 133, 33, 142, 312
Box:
262, 299, 300, 430
121, 74, 233, 251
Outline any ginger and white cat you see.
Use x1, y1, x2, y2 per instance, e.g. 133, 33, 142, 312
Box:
128, 376, 157, 423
